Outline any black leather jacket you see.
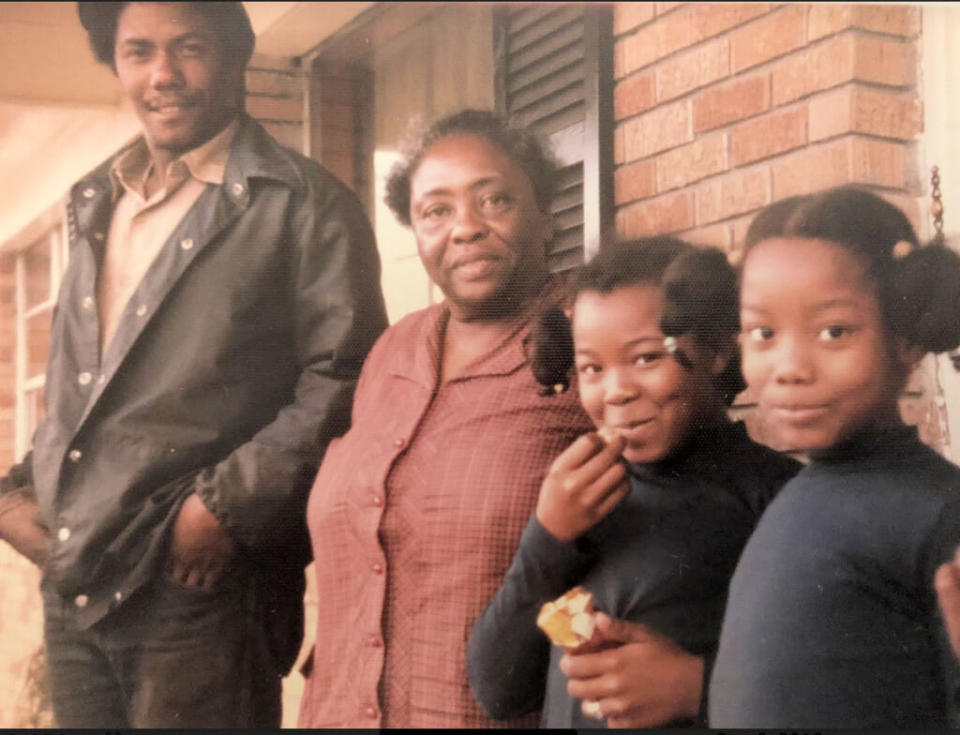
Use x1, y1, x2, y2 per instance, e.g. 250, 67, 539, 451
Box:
20, 114, 388, 670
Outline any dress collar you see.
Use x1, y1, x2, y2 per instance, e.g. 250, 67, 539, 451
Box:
391, 277, 566, 388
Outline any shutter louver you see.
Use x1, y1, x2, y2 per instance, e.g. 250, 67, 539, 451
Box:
495, 4, 612, 272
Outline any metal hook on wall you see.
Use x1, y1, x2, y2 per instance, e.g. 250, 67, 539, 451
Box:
932, 166, 960, 371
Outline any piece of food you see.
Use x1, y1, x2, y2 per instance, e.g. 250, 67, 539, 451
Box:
597, 425, 619, 444
537, 586, 597, 648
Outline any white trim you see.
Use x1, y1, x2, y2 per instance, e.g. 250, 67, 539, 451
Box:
919, 5, 960, 463
25, 300, 56, 321
23, 375, 45, 393
11, 215, 67, 461
14, 254, 28, 461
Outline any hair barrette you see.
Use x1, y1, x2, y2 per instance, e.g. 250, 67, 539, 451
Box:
539, 380, 569, 397
892, 240, 914, 260
663, 336, 694, 370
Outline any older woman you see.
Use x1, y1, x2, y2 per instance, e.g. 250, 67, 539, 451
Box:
296, 110, 592, 728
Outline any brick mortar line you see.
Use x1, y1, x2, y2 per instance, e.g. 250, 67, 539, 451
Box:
618, 24, 917, 96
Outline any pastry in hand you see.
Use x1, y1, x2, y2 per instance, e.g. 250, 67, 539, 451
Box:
537, 586, 597, 649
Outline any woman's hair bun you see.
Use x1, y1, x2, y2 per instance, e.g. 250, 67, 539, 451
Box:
892, 242, 960, 353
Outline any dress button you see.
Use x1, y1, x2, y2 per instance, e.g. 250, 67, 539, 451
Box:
68, 449, 82, 462
232, 182, 245, 197
57, 527, 71, 542
364, 706, 377, 719
97, 374, 106, 385
82, 296, 94, 310
114, 591, 122, 602
74, 594, 89, 608
372, 495, 384, 507
93, 232, 104, 242
78, 372, 92, 386
393, 437, 405, 449
135, 304, 147, 317
180, 237, 194, 251
82, 187, 96, 199
371, 563, 383, 574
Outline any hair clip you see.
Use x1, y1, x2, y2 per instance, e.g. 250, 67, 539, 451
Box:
539, 381, 569, 397
663, 335, 694, 370
892, 240, 914, 260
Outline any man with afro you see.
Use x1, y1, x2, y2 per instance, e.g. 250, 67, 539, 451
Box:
0, 2, 387, 727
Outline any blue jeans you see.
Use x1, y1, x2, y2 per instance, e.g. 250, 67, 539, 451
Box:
41, 571, 282, 728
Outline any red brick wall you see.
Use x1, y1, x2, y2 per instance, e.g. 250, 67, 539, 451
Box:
613, 2, 923, 253
306, 61, 374, 207
0, 246, 40, 725
246, 54, 304, 152
611, 2, 937, 449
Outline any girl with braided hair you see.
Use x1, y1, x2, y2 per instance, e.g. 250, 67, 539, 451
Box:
468, 236, 799, 728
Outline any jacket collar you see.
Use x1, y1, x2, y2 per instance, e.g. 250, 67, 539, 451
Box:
68, 114, 304, 224
65, 115, 309, 433
221, 113, 305, 206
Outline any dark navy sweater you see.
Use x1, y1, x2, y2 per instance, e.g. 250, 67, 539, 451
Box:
710, 426, 960, 728
467, 420, 799, 727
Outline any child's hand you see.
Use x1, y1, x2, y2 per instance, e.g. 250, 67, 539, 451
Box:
559, 612, 703, 727
536, 432, 629, 542
935, 545, 960, 659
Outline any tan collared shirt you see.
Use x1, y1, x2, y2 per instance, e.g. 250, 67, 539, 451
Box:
99, 120, 238, 354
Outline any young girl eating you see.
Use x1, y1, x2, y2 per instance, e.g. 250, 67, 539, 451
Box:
467, 237, 799, 728
710, 186, 960, 728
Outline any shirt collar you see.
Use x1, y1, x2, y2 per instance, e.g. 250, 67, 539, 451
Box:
390, 277, 566, 388
108, 118, 240, 201
807, 423, 920, 465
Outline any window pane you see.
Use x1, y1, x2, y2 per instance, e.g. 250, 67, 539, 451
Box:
25, 311, 51, 383
24, 236, 52, 312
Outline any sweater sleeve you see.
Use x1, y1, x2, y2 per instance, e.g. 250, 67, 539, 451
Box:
467, 515, 596, 720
